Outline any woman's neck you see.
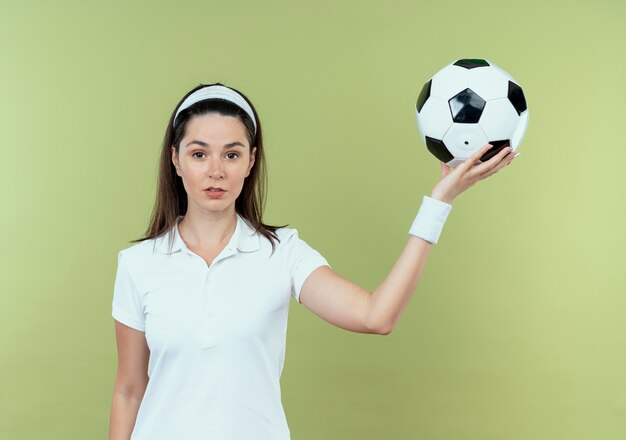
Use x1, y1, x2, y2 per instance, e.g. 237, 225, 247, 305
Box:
178, 208, 238, 250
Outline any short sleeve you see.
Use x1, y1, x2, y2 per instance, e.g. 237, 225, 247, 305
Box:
111, 250, 146, 332
283, 229, 331, 303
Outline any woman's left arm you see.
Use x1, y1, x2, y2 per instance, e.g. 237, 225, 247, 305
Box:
299, 143, 518, 335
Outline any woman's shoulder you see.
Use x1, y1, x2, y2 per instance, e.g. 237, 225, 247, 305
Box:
116, 235, 163, 262
263, 224, 327, 267
266, 224, 316, 251
274, 225, 298, 240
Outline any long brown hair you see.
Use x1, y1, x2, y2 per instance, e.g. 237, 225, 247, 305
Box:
131, 82, 286, 252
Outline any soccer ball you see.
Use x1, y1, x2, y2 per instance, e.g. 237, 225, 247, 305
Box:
415, 58, 529, 168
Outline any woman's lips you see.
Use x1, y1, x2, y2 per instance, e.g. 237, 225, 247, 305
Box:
204, 189, 226, 198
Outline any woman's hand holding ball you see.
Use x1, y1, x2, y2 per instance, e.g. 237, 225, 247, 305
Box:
429, 143, 518, 205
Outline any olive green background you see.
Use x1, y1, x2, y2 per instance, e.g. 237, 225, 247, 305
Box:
2, 0, 625, 438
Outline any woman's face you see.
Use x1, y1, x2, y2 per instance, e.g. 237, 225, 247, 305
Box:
172, 113, 256, 216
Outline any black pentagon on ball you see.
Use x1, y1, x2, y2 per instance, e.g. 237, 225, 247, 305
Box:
416, 79, 431, 113
508, 81, 527, 115
453, 59, 490, 69
425, 136, 454, 163
448, 88, 486, 123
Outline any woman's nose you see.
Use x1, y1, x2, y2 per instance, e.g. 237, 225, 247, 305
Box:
206, 157, 225, 180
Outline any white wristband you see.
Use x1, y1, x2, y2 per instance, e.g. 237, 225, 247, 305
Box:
408, 195, 453, 244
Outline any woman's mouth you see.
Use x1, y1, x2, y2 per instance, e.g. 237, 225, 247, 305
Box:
205, 187, 226, 198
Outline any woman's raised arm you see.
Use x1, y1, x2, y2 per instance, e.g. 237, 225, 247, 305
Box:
298, 143, 517, 335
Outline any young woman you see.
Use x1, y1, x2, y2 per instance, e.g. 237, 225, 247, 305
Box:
109, 83, 517, 439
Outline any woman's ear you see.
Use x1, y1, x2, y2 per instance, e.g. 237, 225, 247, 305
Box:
171, 146, 181, 176
246, 147, 257, 177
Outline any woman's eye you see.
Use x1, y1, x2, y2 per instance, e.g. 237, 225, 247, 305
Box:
192, 152, 205, 159
226, 152, 239, 159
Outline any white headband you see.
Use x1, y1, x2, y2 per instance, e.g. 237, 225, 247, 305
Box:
173, 85, 257, 133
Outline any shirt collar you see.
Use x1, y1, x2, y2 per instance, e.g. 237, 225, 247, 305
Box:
153, 213, 261, 255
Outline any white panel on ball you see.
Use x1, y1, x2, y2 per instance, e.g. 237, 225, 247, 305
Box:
415, 108, 426, 143
479, 98, 520, 142
416, 96, 453, 141
467, 67, 509, 101
510, 111, 529, 150
430, 65, 470, 100
442, 123, 488, 158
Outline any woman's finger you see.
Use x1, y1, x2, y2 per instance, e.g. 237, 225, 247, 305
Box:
458, 143, 494, 173
471, 146, 512, 176
479, 148, 515, 178
440, 161, 451, 178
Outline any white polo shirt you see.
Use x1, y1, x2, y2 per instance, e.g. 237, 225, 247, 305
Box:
111, 214, 330, 439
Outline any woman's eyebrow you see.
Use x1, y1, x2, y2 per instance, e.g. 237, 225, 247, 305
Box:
184, 140, 246, 149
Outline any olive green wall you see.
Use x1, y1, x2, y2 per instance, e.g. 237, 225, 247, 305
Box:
2, 0, 625, 438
